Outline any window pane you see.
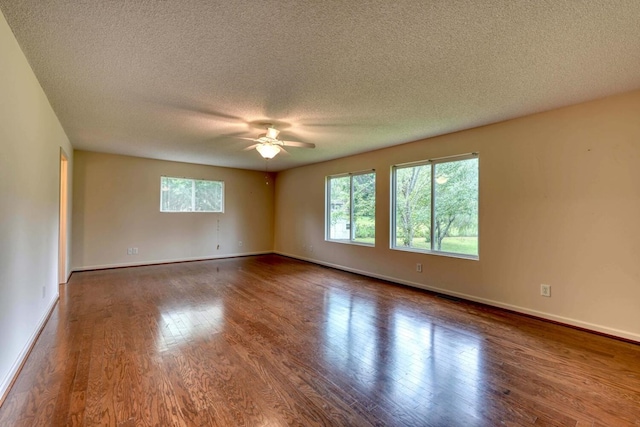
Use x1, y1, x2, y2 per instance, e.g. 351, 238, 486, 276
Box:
195, 180, 223, 212
329, 176, 351, 240
161, 177, 193, 212
352, 172, 375, 244
434, 158, 478, 256
394, 165, 431, 249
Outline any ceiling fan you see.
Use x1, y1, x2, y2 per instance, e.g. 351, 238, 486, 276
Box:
243, 125, 315, 159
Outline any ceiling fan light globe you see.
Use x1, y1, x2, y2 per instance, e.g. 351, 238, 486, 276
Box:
256, 143, 280, 159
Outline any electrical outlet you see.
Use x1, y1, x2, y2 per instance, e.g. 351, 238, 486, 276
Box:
238, 241, 243, 247
132, 247, 138, 255
416, 263, 422, 272
127, 248, 133, 255
541, 284, 551, 297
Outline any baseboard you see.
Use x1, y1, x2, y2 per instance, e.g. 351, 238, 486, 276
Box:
0, 294, 59, 407
71, 251, 273, 272
274, 251, 640, 343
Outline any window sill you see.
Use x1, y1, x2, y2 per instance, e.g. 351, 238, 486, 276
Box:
391, 246, 479, 261
326, 239, 375, 247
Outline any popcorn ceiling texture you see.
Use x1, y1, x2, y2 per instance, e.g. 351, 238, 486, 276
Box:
1, 1, 640, 171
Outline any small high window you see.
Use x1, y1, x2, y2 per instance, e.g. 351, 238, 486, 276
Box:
160, 176, 224, 213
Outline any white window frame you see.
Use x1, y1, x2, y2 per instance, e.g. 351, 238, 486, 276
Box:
391, 153, 478, 259
325, 170, 376, 246
160, 176, 224, 213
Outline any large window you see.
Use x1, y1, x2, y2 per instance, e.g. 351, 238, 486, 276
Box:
160, 176, 224, 212
392, 154, 478, 258
326, 171, 376, 245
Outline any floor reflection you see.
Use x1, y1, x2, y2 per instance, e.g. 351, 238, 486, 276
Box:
323, 289, 483, 420
157, 301, 225, 350
324, 289, 379, 387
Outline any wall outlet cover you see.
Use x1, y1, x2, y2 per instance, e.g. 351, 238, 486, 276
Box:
541, 284, 551, 297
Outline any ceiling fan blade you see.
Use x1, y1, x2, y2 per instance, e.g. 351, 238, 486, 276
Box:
281, 140, 316, 149
243, 143, 260, 151
236, 136, 258, 141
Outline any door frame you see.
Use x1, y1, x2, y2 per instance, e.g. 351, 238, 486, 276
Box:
58, 149, 69, 284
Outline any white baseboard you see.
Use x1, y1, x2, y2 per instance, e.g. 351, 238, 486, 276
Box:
71, 251, 273, 272
0, 295, 59, 406
275, 251, 640, 343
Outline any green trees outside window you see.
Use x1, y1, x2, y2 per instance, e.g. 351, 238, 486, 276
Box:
327, 171, 376, 244
160, 177, 224, 212
393, 155, 478, 257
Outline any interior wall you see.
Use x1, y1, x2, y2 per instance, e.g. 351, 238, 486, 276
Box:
274, 89, 640, 341
0, 10, 74, 399
72, 151, 274, 270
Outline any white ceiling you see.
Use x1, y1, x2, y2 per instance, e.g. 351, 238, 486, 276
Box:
2, 1, 640, 171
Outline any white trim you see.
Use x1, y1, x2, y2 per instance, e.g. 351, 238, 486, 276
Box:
394, 152, 478, 169
274, 251, 640, 343
0, 295, 58, 404
325, 239, 375, 247
390, 245, 479, 261
71, 251, 272, 272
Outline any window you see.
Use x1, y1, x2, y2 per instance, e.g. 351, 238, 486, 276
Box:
160, 176, 224, 212
326, 171, 376, 245
392, 154, 478, 258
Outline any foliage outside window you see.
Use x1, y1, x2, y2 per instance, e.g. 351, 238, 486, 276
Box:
160, 176, 224, 212
326, 171, 376, 245
392, 154, 478, 258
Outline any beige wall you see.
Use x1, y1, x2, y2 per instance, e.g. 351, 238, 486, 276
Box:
72, 151, 274, 269
274, 90, 640, 341
0, 10, 73, 398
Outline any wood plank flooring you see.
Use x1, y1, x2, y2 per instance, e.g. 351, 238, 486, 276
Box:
1, 254, 639, 426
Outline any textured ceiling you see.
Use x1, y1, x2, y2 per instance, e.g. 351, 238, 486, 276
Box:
2, 1, 640, 171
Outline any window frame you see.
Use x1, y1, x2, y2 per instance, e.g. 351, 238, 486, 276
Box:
391, 153, 479, 260
325, 170, 376, 246
160, 176, 225, 213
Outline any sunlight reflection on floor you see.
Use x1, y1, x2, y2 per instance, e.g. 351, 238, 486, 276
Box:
323, 288, 483, 420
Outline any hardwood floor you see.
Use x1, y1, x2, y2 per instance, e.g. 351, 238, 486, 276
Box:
1, 255, 639, 426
